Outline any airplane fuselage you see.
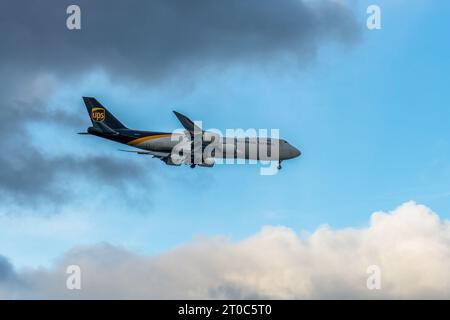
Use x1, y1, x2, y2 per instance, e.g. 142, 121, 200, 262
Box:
88, 128, 301, 161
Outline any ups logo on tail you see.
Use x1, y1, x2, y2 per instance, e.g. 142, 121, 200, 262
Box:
91, 107, 105, 122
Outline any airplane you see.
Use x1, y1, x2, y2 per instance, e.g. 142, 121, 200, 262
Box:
79, 97, 301, 169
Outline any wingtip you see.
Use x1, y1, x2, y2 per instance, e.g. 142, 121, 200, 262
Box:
173, 110, 186, 120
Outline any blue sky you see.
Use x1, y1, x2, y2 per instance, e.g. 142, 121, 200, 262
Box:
1, 1, 449, 271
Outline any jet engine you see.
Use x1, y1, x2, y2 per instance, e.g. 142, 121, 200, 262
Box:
198, 157, 215, 167
162, 154, 185, 166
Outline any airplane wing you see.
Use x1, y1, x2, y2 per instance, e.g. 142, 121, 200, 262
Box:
173, 111, 203, 134
119, 149, 189, 166
118, 149, 171, 158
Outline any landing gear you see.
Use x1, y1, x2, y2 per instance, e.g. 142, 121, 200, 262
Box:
190, 154, 196, 168
277, 161, 282, 170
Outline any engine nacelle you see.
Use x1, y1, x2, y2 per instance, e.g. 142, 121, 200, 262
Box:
163, 154, 185, 166
198, 158, 215, 167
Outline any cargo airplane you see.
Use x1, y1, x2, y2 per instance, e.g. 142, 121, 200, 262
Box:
79, 97, 301, 169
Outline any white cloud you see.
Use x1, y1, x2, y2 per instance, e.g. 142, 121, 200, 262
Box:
1, 201, 450, 299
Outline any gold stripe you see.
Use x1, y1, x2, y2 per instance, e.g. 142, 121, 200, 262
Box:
128, 134, 172, 146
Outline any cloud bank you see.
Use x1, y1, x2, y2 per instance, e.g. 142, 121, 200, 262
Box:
1, 202, 449, 299
0, 0, 359, 81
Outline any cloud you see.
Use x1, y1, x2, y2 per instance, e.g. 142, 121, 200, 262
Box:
1, 202, 450, 299
0, 255, 22, 299
0, 75, 152, 207
0, 0, 360, 81
0, 256, 16, 283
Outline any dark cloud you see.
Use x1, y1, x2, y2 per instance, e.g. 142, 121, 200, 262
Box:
0, 256, 16, 283
0, 78, 152, 207
0, 0, 360, 81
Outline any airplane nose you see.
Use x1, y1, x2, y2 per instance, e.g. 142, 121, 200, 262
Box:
290, 146, 301, 158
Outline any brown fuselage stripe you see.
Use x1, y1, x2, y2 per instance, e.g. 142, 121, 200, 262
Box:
128, 134, 172, 146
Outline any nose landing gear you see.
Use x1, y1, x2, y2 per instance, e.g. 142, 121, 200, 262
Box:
277, 161, 282, 170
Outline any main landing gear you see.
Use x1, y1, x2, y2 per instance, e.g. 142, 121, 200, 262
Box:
190, 154, 196, 168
